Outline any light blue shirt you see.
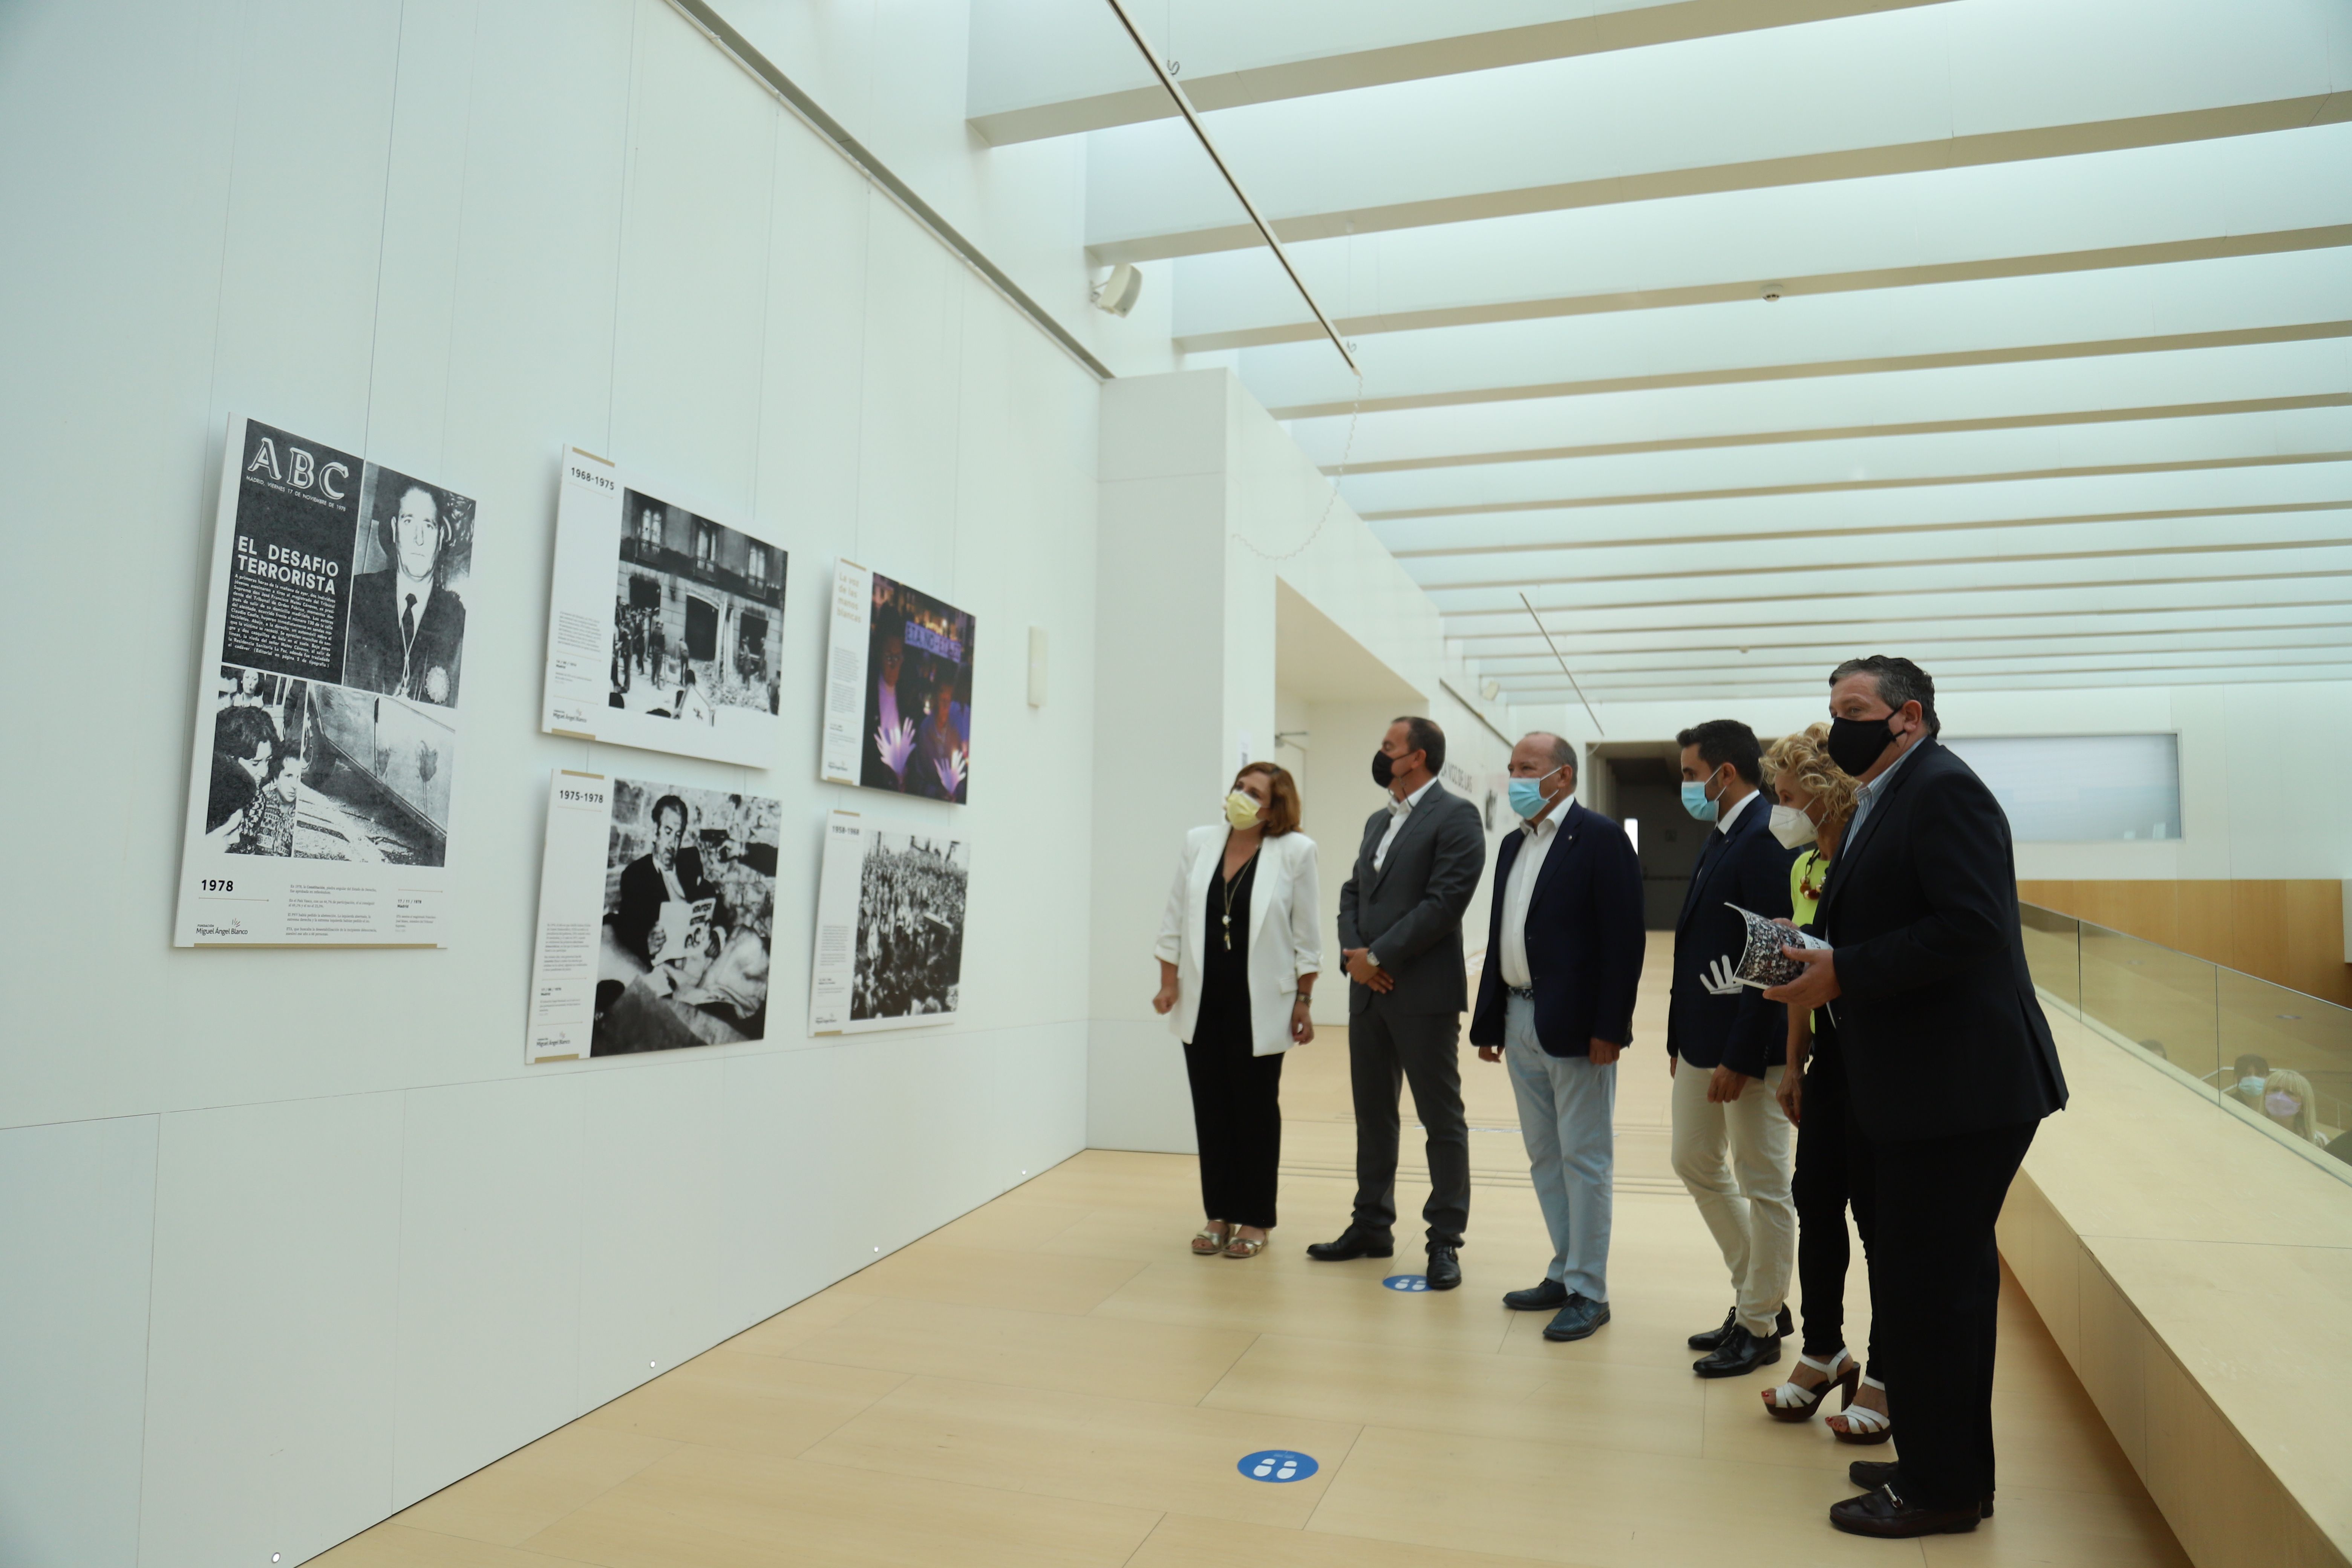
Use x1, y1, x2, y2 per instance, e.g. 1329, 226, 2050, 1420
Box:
1843, 737, 1921, 857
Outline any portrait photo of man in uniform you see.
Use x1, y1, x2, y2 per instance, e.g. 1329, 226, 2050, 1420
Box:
345, 473, 470, 707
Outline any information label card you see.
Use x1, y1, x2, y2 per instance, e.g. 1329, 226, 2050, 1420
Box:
174, 414, 475, 946
541, 445, 787, 769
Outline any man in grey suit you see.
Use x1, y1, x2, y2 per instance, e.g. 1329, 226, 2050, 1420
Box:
1310, 716, 1489, 1289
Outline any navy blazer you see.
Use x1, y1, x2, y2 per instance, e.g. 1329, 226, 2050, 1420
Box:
1666, 792, 1800, 1076
1469, 801, 1645, 1057
1818, 736, 2068, 1142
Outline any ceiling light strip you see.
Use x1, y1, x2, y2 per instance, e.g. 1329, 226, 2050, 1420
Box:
1100, 0, 1360, 378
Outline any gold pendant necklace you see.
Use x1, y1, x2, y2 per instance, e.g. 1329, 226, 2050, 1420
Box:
1220, 848, 1259, 949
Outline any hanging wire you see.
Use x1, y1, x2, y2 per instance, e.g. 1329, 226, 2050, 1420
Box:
1233, 372, 1366, 560
1521, 592, 1605, 735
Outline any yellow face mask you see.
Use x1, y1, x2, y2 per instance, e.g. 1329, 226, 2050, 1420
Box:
1224, 790, 1263, 830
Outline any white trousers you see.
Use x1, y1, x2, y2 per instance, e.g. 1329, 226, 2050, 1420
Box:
1670, 1058, 1795, 1339
1502, 995, 1616, 1303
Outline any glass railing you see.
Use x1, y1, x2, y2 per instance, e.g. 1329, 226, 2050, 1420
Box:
2020, 902, 2352, 1187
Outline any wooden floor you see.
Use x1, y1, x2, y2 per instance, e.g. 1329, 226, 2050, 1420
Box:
324, 951, 2189, 1568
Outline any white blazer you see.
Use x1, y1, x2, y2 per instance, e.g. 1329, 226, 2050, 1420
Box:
1154, 826, 1323, 1056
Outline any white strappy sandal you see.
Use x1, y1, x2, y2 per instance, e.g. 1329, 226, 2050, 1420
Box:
1829, 1372, 1893, 1446
1762, 1348, 1859, 1423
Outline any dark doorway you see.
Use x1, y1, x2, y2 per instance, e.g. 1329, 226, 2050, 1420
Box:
628, 573, 661, 611
1610, 753, 1701, 929
683, 595, 718, 661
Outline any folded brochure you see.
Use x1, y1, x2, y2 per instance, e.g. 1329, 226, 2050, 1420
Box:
1727, 903, 1828, 989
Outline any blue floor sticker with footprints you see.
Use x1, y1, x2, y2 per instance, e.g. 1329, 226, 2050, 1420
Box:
1382, 1274, 1430, 1291
1239, 1450, 1318, 1482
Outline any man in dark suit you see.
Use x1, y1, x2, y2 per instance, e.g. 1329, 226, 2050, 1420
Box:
611, 794, 712, 968
345, 481, 465, 707
1669, 719, 1802, 1377
1310, 716, 1488, 1289
1767, 657, 2067, 1539
1470, 733, 1643, 1341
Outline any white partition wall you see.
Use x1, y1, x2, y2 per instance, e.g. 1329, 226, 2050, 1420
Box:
0, 4, 1099, 1564
1086, 369, 1511, 1147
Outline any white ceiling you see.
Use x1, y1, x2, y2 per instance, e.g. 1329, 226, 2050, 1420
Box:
970, 0, 2352, 701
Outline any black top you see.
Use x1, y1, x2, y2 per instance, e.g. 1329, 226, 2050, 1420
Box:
1819, 737, 2068, 1142
1196, 848, 1259, 1048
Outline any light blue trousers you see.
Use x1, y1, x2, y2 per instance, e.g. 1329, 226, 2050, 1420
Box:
1503, 994, 1617, 1303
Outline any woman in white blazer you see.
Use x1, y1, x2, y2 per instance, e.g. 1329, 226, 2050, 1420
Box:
1153, 762, 1322, 1259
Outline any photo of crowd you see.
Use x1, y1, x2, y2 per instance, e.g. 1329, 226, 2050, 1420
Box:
859, 572, 973, 804
850, 831, 969, 1022
201, 663, 448, 866
609, 489, 785, 728
592, 779, 781, 1055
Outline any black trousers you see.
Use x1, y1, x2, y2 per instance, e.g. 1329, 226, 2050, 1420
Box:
1182, 1021, 1284, 1228
1347, 1003, 1471, 1246
1872, 1119, 2038, 1510
1790, 1040, 1878, 1363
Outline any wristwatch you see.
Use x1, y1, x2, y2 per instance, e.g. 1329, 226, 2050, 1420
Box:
1363, 951, 1381, 968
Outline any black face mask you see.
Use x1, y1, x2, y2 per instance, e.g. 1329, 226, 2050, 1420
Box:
1826, 713, 1899, 777
1371, 748, 1396, 788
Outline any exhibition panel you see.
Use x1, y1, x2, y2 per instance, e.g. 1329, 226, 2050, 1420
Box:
822, 559, 977, 802
175, 415, 476, 947
541, 445, 790, 766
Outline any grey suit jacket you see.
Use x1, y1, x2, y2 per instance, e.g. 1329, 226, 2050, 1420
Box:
1336, 784, 1488, 1017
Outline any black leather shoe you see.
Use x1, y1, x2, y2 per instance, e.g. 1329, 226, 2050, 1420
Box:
1687, 1303, 1791, 1351
1828, 1484, 1981, 1538
1692, 1323, 1781, 1378
1502, 1279, 1568, 1312
1848, 1464, 1994, 1518
1306, 1227, 1394, 1261
1542, 1294, 1609, 1341
1424, 1244, 1462, 1290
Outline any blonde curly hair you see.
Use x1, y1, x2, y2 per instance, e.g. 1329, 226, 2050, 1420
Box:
1764, 723, 1859, 839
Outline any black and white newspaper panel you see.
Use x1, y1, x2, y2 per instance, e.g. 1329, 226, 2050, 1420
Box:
808, 809, 969, 1035
540, 445, 787, 769
818, 560, 973, 803
525, 772, 781, 1063
174, 415, 474, 946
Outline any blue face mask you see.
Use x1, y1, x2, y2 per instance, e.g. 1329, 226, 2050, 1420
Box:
1507, 769, 1565, 819
1681, 772, 1721, 822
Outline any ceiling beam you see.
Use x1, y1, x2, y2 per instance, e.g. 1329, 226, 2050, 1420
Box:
971, 0, 1955, 145
1182, 226, 2352, 351
1326, 393, 2352, 477
1092, 96, 2352, 262
1433, 565, 2352, 621
1386, 499, 2351, 561
1355, 450, 2352, 521
1268, 320, 2352, 420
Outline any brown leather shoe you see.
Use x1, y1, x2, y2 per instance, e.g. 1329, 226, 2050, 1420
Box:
1828, 1484, 1982, 1538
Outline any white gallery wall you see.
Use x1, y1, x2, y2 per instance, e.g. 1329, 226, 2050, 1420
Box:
0, 3, 1105, 1565
1087, 369, 1524, 1150
1537, 681, 2352, 883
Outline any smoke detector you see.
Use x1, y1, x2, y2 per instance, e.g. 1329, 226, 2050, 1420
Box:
1759, 282, 1785, 302
1091, 263, 1143, 318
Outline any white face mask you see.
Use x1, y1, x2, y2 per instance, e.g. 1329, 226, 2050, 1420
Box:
1769, 803, 1818, 850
